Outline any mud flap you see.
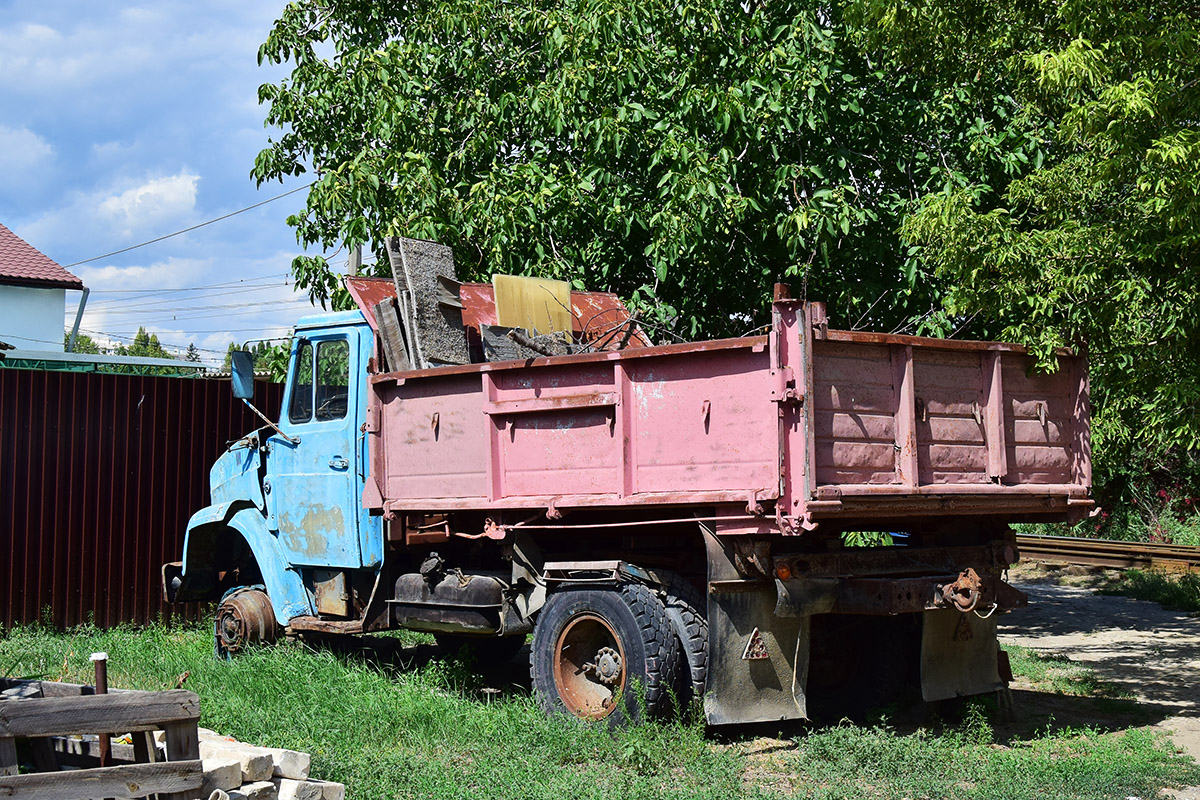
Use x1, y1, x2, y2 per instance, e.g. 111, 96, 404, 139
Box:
702, 525, 809, 725
919, 609, 1003, 702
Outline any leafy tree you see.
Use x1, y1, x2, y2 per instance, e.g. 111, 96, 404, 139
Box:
118, 327, 174, 360
223, 340, 290, 383
860, 0, 1200, 455
253, 0, 1042, 338
65, 331, 103, 355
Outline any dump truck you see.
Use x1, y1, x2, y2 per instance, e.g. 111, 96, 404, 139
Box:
165, 239, 1092, 725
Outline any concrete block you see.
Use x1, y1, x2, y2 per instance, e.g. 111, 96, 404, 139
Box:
274, 778, 323, 800
312, 780, 346, 800
200, 727, 235, 741
201, 757, 244, 793
258, 745, 311, 780
229, 780, 278, 800
200, 741, 274, 782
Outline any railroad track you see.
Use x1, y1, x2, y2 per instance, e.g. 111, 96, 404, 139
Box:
1015, 534, 1200, 573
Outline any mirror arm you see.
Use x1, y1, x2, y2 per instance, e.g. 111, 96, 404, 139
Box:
241, 398, 300, 445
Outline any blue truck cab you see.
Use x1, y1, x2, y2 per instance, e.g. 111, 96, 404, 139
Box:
164, 310, 384, 649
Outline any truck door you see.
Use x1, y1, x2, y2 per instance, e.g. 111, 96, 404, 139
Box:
267, 333, 363, 567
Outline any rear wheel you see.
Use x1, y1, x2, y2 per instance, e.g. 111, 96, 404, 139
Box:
659, 571, 708, 711
214, 587, 278, 659
531, 583, 681, 725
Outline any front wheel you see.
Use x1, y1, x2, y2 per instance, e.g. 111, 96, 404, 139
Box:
531, 583, 681, 725
214, 587, 278, 659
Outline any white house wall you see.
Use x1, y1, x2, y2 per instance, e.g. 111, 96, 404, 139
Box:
0, 284, 66, 351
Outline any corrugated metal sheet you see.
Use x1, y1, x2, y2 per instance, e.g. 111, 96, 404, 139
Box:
0, 369, 284, 629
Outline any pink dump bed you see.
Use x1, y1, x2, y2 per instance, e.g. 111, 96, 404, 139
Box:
362, 300, 1091, 531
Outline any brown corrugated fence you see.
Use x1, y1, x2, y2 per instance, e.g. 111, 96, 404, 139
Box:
0, 368, 284, 629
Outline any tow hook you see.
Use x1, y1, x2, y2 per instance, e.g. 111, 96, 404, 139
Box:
940, 568, 984, 613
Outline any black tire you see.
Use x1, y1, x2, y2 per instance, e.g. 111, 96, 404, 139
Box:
434, 633, 526, 666
531, 583, 681, 725
659, 571, 708, 710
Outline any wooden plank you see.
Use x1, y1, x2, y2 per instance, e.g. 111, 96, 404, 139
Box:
0, 679, 145, 699
0, 758, 202, 799
28, 739, 57, 772
132, 731, 156, 764
373, 298, 410, 372
0, 691, 198, 738
0, 737, 17, 776
159, 721, 200, 800
161, 721, 199, 761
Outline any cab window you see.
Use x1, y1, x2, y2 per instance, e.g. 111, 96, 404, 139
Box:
287, 340, 314, 424
287, 337, 351, 424
315, 339, 350, 421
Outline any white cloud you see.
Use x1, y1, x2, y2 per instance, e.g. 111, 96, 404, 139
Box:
17, 169, 200, 246
75, 255, 213, 291
0, 124, 54, 173
98, 172, 199, 237
0, 5, 276, 95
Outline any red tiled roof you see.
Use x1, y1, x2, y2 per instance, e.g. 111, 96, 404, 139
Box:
0, 222, 83, 289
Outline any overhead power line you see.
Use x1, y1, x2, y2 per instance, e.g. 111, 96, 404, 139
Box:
84, 272, 291, 296
62, 183, 314, 269
87, 282, 296, 312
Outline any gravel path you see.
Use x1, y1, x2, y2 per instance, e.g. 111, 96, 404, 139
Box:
1000, 577, 1200, 796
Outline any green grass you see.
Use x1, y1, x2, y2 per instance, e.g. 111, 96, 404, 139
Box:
2, 624, 1197, 800
1100, 569, 1200, 613
771, 717, 1190, 800
1005, 645, 1132, 698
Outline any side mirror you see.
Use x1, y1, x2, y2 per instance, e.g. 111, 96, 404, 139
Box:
230, 351, 255, 400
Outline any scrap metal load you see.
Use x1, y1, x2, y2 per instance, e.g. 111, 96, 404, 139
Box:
352, 236, 651, 373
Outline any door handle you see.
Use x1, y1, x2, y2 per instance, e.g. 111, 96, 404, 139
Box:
328, 457, 349, 470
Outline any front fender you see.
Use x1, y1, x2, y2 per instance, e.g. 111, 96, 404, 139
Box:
179, 502, 313, 624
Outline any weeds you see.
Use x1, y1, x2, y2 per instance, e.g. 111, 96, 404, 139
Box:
0, 624, 1196, 800
1006, 645, 1132, 698
1100, 569, 1200, 613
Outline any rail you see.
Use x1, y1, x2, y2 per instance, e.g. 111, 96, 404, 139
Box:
1015, 534, 1200, 573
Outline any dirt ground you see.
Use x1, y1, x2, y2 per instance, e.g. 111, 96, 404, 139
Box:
1002, 564, 1200, 797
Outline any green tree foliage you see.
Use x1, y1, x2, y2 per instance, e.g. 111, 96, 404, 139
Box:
253, 0, 1042, 337
184, 343, 202, 362
860, 0, 1200, 455
223, 340, 291, 383
64, 331, 103, 355
118, 327, 174, 360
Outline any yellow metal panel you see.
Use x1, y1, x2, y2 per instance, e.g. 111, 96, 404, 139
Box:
492, 274, 572, 335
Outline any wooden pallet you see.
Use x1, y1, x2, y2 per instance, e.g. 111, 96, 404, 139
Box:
0, 678, 202, 800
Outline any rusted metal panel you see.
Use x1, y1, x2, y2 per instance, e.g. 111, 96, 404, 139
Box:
0, 369, 282, 629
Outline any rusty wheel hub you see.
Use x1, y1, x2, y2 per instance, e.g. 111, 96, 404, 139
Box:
214, 588, 278, 659
553, 613, 627, 719
594, 646, 622, 686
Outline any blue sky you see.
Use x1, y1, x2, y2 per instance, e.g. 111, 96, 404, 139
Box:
0, 1, 328, 364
